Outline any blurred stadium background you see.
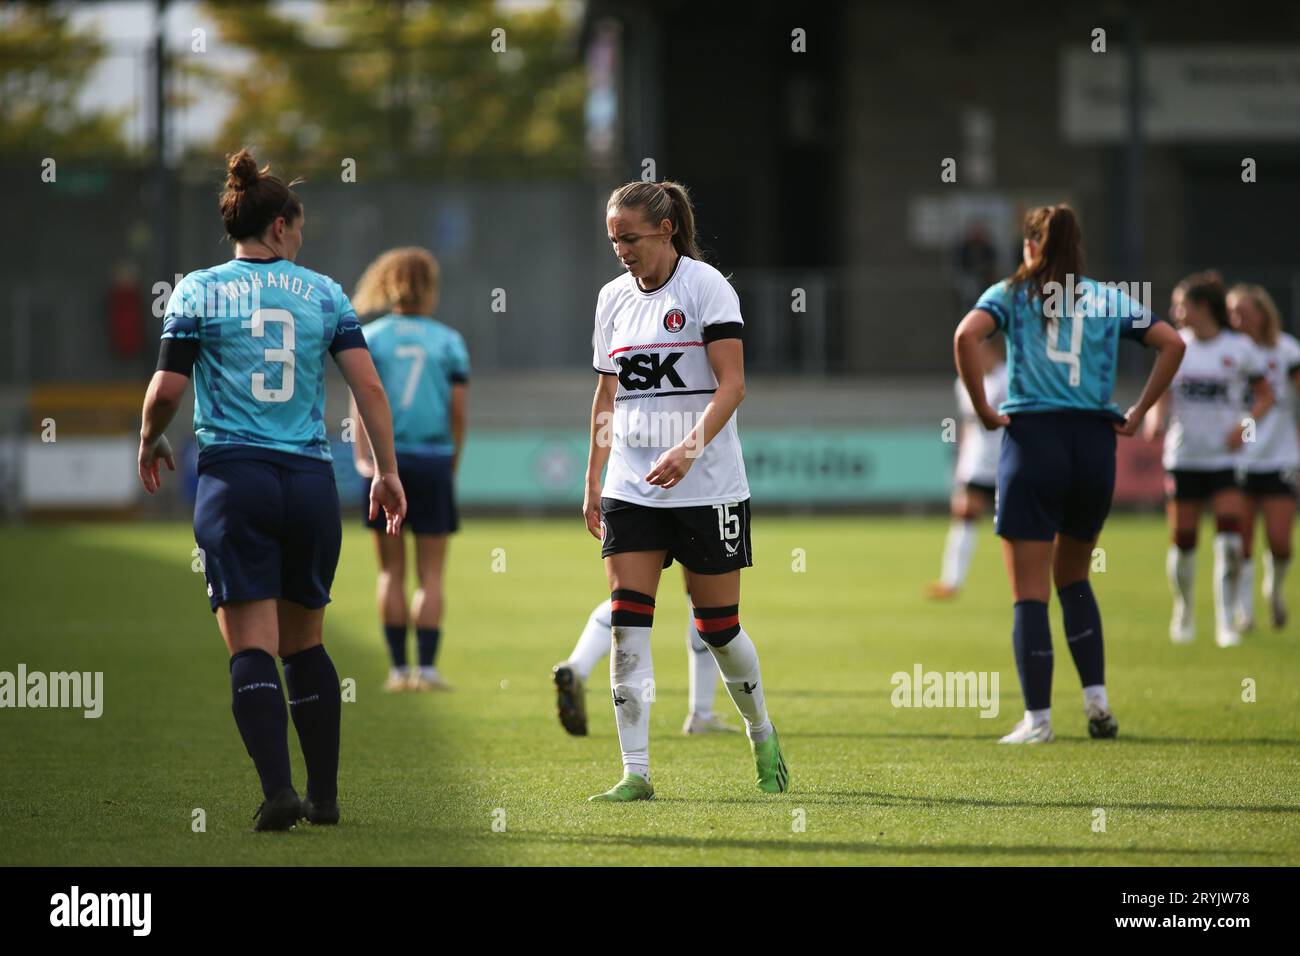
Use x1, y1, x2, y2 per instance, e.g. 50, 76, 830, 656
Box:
2, 0, 1299, 520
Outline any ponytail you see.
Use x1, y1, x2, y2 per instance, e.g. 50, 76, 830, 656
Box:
607, 180, 703, 260
219, 148, 303, 242
1009, 204, 1084, 322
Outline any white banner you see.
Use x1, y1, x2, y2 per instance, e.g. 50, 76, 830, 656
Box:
1062, 47, 1300, 142
22, 436, 138, 508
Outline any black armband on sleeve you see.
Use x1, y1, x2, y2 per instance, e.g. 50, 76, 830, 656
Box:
449, 371, 469, 385
703, 322, 744, 343
157, 338, 199, 377
329, 325, 368, 355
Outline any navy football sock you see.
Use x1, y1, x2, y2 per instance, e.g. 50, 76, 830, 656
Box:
1057, 580, 1105, 688
416, 628, 441, 668
1012, 600, 1054, 712
384, 624, 408, 668
229, 649, 293, 800
282, 644, 341, 804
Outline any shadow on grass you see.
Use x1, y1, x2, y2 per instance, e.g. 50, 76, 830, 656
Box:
790, 731, 1300, 747
499, 829, 1282, 859
778, 788, 1300, 815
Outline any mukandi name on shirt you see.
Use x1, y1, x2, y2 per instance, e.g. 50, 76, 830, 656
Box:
176, 271, 318, 318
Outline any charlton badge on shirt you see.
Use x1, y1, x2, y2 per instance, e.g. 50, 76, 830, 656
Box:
663, 309, 685, 333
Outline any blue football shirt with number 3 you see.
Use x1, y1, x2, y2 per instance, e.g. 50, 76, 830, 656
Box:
160, 256, 365, 460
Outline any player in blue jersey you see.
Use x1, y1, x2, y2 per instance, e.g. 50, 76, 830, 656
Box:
137, 149, 407, 831
349, 248, 469, 692
953, 204, 1185, 743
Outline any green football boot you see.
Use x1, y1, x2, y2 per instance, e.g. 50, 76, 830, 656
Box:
752, 726, 789, 793
587, 772, 655, 802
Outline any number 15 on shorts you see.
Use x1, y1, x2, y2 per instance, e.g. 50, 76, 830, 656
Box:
713, 503, 740, 543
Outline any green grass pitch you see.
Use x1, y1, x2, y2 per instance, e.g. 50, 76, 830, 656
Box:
1, 515, 1297, 866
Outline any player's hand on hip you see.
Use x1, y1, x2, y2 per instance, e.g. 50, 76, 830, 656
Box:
137, 433, 175, 494
583, 484, 602, 540
371, 472, 406, 535
976, 404, 1011, 431
644, 443, 694, 489
1114, 405, 1143, 437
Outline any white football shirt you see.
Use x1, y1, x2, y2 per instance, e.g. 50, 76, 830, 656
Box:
1164, 328, 1264, 471
592, 256, 750, 508
954, 363, 1007, 485
1242, 332, 1300, 472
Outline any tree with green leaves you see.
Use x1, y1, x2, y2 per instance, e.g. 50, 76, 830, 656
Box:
191, 0, 585, 178
0, 3, 130, 160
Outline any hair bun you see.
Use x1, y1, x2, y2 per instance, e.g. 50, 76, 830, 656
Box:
225, 149, 261, 191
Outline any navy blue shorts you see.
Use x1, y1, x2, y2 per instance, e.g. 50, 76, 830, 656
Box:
194, 448, 342, 612
363, 451, 458, 536
995, 412, 1117, 542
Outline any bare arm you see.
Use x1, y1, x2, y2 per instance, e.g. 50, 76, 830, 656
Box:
1121, 320, 1185, 437
349, 392, 375, 477
450, 382, 468, 475
138, 370, 189, 493
1232, 374, 1275, 449
1144, 389, 1173, 440
335, 347, 406, 533
583, 373, 617, 539
1247, 375, 1275, 423
953, 310, 1009, 430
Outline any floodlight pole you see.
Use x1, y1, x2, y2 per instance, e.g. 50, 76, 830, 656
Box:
153, 0, 172, 328
1123, 10, 1144, 284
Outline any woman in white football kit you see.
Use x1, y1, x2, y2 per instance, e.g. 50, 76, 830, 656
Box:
1228, 284, 1299, 630
928, 336, 1006, 598
581, 180, 787, 801
1146, 273, 1273, 647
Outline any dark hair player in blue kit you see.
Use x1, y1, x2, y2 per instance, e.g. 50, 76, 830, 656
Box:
954, 205, 1185, 744
137, 149, 407, 830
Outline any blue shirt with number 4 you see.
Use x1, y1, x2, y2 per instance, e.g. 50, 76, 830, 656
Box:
974, 277, 1160, 419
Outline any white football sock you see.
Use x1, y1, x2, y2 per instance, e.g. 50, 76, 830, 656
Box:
1213, 533, 1244, 634
567, 599, 612, 680
1027, 707, 1051, 726
1167, 545, 1196, 609
940, 519, 977, 589
610, 622, 654, 778
705, 627, 771, 742
687, 614, 718, 718
1082, 684, 1109, 714
1238, 556, 1256, 624
1264, 552, 1290, 620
